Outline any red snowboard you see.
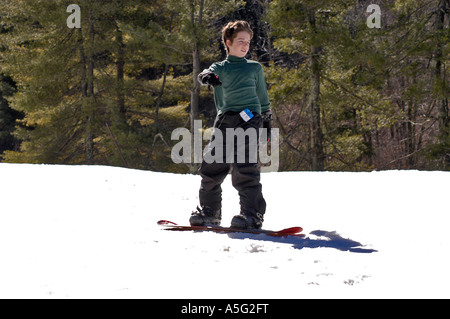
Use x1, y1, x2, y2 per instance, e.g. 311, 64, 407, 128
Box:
157, 220, 304, 238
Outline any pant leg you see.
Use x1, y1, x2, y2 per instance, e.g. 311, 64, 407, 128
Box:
199, 161, 230, 211
198, 113, 231, 211
231, 163, 266, 214
230, 113, 266, 214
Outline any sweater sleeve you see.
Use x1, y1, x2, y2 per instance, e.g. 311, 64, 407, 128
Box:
256, 64, 271, 113
198, 63, 221, 86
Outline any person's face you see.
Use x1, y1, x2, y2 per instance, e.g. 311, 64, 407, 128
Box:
226, 31, 251, 58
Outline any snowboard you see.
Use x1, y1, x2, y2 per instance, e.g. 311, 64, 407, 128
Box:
157, 220, 304, 238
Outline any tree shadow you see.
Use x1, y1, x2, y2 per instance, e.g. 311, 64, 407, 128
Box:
226, 229, 377, 253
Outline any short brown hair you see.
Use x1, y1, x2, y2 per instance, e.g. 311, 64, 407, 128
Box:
222, 21, 253, 54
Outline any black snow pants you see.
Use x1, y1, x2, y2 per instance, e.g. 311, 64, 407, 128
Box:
198, 111, 266, 215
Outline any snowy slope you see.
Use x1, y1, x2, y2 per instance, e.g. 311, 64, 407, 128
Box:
0, 163, 448, 298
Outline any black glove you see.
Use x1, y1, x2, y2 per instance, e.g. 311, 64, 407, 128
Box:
261, 110, 273, 142
198, 71, 222, 87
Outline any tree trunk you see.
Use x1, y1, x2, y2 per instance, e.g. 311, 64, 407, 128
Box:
190, 0, 204, 167
84, 10, 95, 164
405, 101, 416, 168
155, 63, 169, 133
435, 0, 449, 128
77, 7, 95, 164
191, 48, 201, 165
307, 11, 324, 171
77, 22, 94, 165
433, 0, 449, 167
116, 24, 126, 120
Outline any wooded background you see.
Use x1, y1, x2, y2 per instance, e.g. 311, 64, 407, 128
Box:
0, 0, 448, 172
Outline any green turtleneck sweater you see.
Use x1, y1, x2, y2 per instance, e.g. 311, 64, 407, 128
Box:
203, 55, 271, 115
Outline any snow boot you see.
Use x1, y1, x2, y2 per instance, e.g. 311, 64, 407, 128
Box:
230, 211, 264, 230
190, 206, 222, 226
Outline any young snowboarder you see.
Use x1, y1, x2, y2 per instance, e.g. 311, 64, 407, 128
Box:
189, 20, 272, 230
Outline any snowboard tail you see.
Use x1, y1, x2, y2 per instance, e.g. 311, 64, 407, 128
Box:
157, 220, 304, 238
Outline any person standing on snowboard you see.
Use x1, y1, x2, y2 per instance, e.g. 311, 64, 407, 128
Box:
189, 20, 272, 230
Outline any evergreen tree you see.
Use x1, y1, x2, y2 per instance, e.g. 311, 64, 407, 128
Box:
1, 0, 447, 171
0, 74, 22, 160
267, 0, 449, 171
0, 14, 22, 160
369, 0, 449, 169
268, 0, 368, 171
0, 0, 187, 168
1, 0, 113, 163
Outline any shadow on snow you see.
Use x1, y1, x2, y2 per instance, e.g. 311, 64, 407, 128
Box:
226, 230, 377, 253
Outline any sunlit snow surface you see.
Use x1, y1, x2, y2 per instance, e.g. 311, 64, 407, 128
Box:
0, 164, 448, 298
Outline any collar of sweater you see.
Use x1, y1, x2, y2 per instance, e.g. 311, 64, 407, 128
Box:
226, 55, 247, 63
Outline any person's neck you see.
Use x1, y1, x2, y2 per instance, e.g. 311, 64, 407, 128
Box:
227, 55, 246, 62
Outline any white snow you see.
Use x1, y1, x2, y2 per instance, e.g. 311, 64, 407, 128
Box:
0, 163, 448, 298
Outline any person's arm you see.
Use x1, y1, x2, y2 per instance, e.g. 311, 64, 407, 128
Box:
256, 64, 272, 141
256, 64, 270, 113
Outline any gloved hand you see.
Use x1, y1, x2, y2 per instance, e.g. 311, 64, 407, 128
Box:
261, 109, 273, 142
198, 71, 222, 87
